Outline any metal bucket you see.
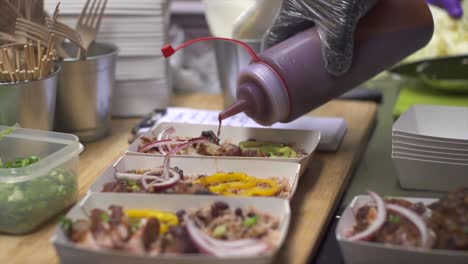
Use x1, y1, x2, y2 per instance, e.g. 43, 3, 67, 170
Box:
214, 40, 261, 108
54, 42, 118, 143
0, 67, 60, 131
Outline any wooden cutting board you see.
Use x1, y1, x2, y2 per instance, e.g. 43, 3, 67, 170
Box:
0, 93, 377, 264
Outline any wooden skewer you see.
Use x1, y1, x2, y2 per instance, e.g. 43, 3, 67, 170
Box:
15, 49, 20, 70
14, 69, 20, 82
2, 71, 10, 83
21, 70, 27, 81
37, 40, 41, 67
2, 49, 15, 81
33, 67, 38, 79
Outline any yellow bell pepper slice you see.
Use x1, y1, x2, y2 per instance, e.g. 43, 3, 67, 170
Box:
241, 178, 280, 196
124, 209, 179, 233
198, 172, 281, 197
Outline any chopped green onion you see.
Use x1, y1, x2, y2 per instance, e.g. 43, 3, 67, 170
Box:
59, 217, 73, 236
243, 216, 258, 228
28, 156, 39, 164
213, 225, 227, 238
127, 179, 137, 186
0, 126, 16, 141
388, 214, 401, 224
101, 212, 110, 223
464, 226, 468, 234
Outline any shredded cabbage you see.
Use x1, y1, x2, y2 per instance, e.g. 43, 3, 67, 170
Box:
405, 3, 468, 62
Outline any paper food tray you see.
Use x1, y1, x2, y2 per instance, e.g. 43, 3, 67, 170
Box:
52, 192, 290, 264
127, 122, 320, 176
336, 195, 468, 264
89, 155, 301, 200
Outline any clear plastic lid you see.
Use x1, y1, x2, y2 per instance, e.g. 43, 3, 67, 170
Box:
0, 126, 82, 183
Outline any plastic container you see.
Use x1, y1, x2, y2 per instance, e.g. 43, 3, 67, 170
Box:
53, 192, 291, 264
337, 195, 468, 264
0, 126, 83, 234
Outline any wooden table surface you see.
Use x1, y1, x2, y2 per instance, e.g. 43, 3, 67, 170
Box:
0, 93, 378, 264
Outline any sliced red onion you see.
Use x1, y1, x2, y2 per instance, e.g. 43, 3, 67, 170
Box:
141, 136, 210, 191
115, 170, 165, 182
347, 191, 387, 241
161, 137, 210, 180
139, 139, 185, 153
386, 204, 431, 249
115, 172, 147, 181
184, 215, 268, 257
157, 127, 176, 155
141, 168, 181, 191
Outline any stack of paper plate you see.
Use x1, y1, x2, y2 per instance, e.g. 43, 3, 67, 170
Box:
392, 104, 468, 191
45, 0, 172, 116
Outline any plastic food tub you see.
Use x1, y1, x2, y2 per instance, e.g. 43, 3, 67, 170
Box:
0, 126, 83, 234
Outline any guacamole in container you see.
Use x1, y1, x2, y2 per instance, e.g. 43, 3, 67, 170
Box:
0, 126, 82, 234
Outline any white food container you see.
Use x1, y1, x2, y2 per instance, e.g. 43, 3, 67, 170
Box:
392, 155, 468, 191
336, 195, 468, 264
392, 105, 468, 143
392, 150, 468, 162
52, 192, 291, 264
392, 142, 468, 156
89, 155, 301, 199
393, 134, 468, 150
127, 122, 321, 176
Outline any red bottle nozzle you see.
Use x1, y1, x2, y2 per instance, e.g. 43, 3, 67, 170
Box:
160, 37, 260, 62
161, 44, 176, 57
219, 100, 249, 121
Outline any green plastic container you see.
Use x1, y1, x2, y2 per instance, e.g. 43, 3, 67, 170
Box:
0, 126, 82, 234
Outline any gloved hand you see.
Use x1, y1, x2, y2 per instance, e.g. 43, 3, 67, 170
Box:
427, 0, 463, 18
263, 0, 380, 76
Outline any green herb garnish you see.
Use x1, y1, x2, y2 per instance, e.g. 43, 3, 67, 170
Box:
0, 126, 16, 141
243, 216, 258, 228
464, 226, 468, 234
1, 156, 40, 169
127, 179, 137, 186
213, 225, 227, 238
101, 212, 110, 223
388, 214, 401, 224
59, 217, 73, 236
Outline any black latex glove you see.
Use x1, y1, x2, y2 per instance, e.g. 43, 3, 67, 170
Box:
263, 0, 380, 76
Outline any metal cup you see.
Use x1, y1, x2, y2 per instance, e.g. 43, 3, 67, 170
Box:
54, 42, 118, 143
214, 40, 261, 108
0, 67, 60, 131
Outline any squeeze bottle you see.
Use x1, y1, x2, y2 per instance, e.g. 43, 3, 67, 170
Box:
163, 0, 434, 126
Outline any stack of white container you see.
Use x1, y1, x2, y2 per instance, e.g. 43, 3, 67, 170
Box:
45, 0, 171, 117
392, 105, 468, 191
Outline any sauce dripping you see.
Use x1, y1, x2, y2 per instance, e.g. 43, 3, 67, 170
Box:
217, 115, 222, 139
